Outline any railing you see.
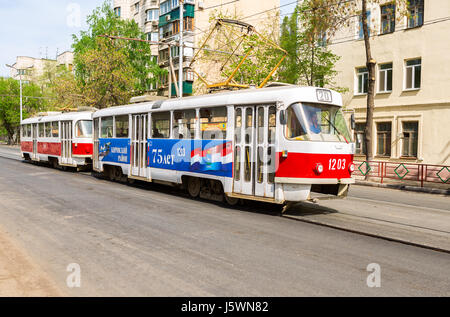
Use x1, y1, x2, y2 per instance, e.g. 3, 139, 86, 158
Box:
354, 160, 450, 187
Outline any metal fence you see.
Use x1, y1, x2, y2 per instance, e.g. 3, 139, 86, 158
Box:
354, 160, 450, 187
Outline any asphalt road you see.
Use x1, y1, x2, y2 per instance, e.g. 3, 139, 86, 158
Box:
0, 153, 449, 296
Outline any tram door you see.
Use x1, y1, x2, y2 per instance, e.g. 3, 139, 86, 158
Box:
32, 123, 38, 160
131, 114, 148, 178
61, 121, 72, 165
93, 118, 100, 170
233, 105, 276, 198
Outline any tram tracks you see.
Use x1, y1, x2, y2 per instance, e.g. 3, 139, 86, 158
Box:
0, 149, 448, 254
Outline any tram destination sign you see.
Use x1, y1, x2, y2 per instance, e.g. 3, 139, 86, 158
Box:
316, 89, 333, 103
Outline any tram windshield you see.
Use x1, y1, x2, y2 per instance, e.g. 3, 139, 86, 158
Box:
286, 103, 351, 142
76, 120, 93, 138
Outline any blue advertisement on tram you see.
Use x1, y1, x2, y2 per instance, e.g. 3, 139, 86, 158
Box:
147, 139, 233, 178
99, 138, 130, 164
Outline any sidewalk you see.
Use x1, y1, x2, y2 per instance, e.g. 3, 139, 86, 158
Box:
285, 188, 450, 253
356, 179, 450, 195
0, 226, 62, 296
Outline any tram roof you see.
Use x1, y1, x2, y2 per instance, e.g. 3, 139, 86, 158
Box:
21, 111, 93, 125
93, 86, 343, 118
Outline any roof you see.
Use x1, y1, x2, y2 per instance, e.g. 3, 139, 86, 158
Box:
21, 111, 93, 124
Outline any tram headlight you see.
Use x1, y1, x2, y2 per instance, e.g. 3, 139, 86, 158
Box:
348, 163, 355, 173
314, 163, 324, 175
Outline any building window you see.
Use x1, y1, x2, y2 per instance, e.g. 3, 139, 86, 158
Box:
354, 123, 366, 155
171, 0, 179, 8
381, 4, 395, 34
146, 9, 159, 21
402, 121, 418, 157
161, 1, 170, 15
146, 32, 159, 42
184, 17, 194, 31
356, 67, 368, 94
408, 0, 424, 28
114, 7, 121, 17
134, 2, 140, 13
376, 122, 391, 157
358, 11, 371, 39
405, 58, 421, 90
170, 46, 180, 57
378, 63, 393, 93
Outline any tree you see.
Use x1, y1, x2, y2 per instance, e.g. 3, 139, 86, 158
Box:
0, 78, 46, 144
295, 0, 408, 174
72, 0, 165, 100
76, 38, 136, 109
278, 3, 345, 93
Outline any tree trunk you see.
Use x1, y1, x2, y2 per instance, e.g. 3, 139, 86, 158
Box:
362, 0, 376, 180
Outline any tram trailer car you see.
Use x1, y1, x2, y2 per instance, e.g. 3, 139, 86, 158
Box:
92, 86, 356, 205
20, 111, 94, 169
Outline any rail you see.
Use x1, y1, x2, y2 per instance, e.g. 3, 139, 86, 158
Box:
354, 160, 450, 187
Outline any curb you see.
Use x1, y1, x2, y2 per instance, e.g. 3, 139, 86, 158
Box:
355, 180, 449, 196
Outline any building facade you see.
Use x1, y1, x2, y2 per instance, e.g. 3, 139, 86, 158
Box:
9, 51, 74, 85
113, 0, 280, 97
324, 0, 450, 165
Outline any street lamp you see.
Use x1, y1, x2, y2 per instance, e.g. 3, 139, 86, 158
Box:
5, 64, 32, 124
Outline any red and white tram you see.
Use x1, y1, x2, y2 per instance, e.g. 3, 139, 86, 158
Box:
20, 111, 94, 169
92, 86, 355, 206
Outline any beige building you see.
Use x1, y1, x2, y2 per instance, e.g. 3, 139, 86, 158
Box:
10, 51, 74, 84
113, 0, 280, 97
325, 0, 450, 165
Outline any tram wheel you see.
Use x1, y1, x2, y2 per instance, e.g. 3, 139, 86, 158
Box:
224, 195, 240, 206
187, 177, 201, 198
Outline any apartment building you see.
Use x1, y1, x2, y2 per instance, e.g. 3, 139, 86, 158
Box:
323, 0, 450, 165
9, 51, 74, 84
113, 0, 280, 97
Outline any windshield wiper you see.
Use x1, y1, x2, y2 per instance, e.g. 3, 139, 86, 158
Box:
323, 117, 349, 144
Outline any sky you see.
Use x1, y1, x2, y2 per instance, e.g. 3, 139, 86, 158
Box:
0, 0, 104, 77
0, 0, 297, 78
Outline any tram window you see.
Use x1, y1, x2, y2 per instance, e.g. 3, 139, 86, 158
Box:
234, 146, 241, 181
257, 107, 264, 144
200, 107, 227, 140
76, 120, 93, 138
286, 106, 307, 140
235, 108, 242, 144
115, 115, 129, 138
244, 146, 251, 182
26, 125, 31, 137
245, 108, 253, 144
45, 122, 51, 137
101, 117, 113, 138
52, 122, 59, 137
152, 112, 170, 138
268, 146, 275, 183
268, 106, 276, 144
173, 109, 196, 139
38, 123, 44, 137
257, 146, 263, 184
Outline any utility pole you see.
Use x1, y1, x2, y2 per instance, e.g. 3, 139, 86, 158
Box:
179, 0, 184, 98
6, 64, 32, 124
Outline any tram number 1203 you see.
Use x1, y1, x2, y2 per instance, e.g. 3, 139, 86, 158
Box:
329, 158, 346, 171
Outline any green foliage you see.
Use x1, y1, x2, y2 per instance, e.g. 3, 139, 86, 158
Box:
0, 78, 46, 144
72, 0, 165, 98
278, 2, 346, 93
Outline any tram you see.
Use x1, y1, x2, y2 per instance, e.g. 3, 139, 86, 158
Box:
92, 86, 356, 205
20, 111, 94, 169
